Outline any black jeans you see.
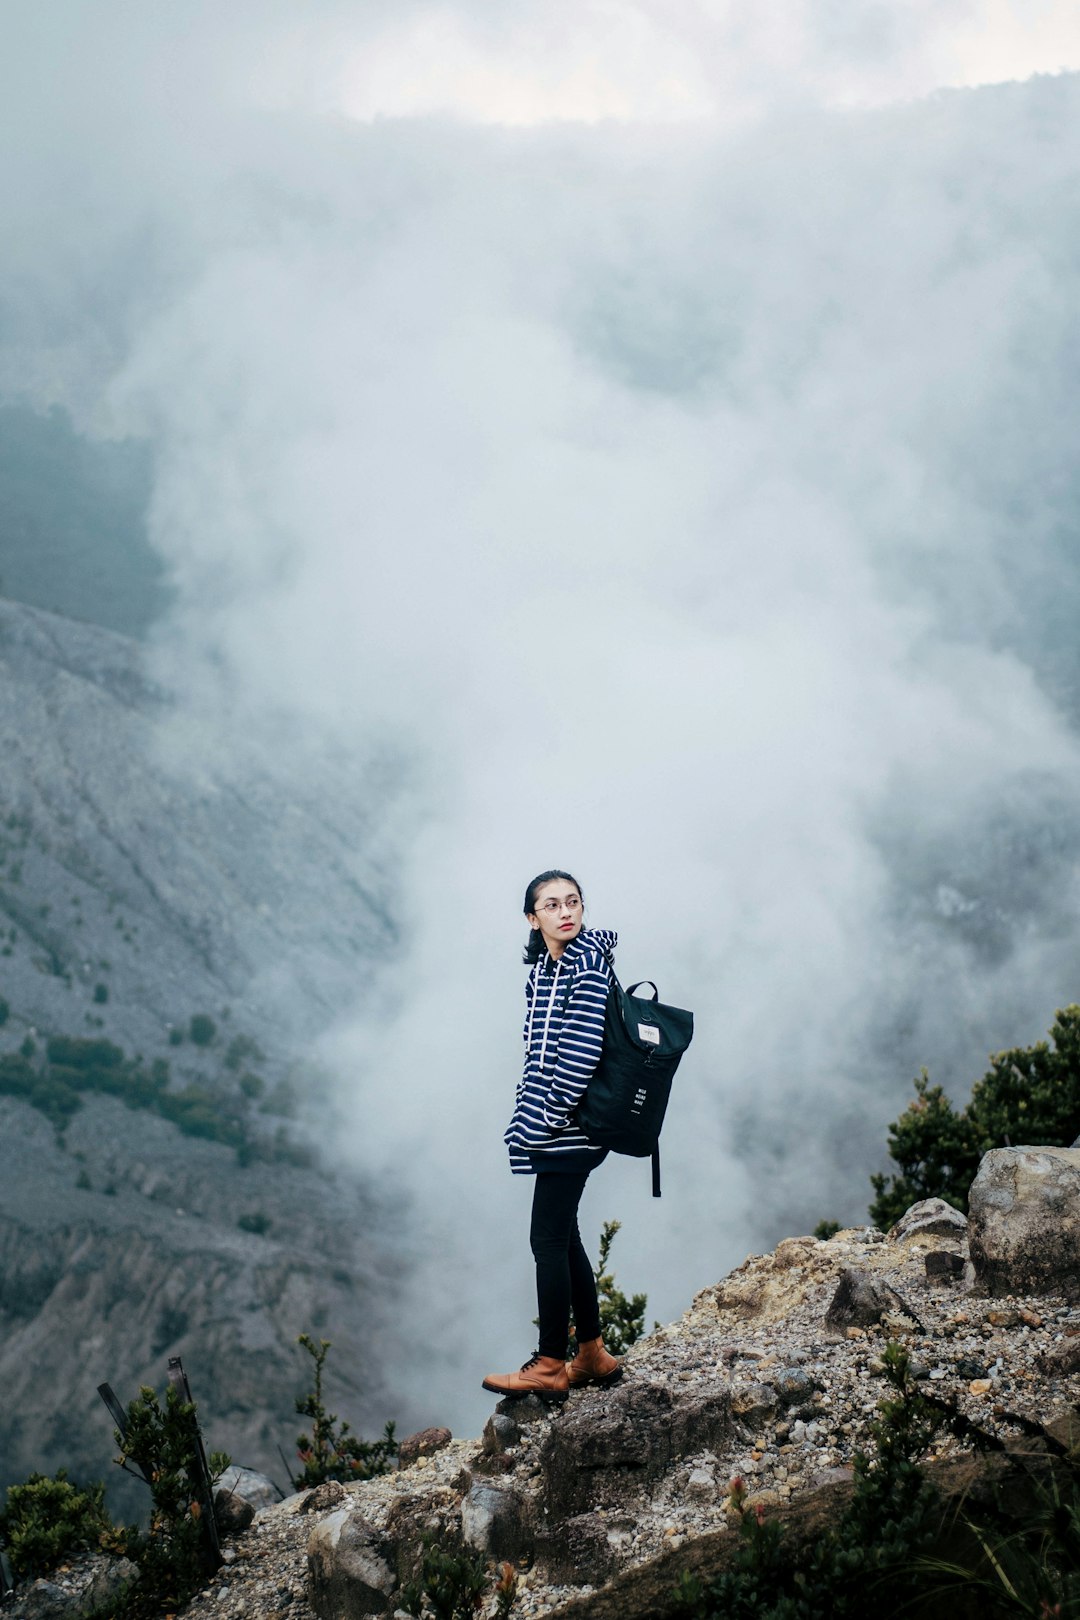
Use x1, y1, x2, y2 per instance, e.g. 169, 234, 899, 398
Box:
530, 1171, 601, 1359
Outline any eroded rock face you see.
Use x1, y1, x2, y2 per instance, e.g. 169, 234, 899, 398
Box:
6, 1557, 140, 1620
307, 1509, 397, 1619
538, 1379, 732, 1518
967, 1147, 1080, 1300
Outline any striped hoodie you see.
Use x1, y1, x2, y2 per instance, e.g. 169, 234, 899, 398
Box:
504, 927, 617, 1173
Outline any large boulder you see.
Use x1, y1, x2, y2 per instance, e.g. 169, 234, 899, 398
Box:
307, 1509, 397, 1619
539, 1379, 732, 1519
216, 1464, 282, 1513
967, 1146, 1080, 1300
460, 1482, 530, 1561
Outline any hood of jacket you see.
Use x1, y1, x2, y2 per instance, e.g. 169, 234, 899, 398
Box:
558, 926, 616, 967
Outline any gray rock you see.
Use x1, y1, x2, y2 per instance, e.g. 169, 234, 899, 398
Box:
82, 1559, 140, 1615
214, 1486, 256, 1533
729, 1382, 779, 1428
494, 1393, 551, 1424
397, 1427, 453, 1468
307, 1509, 397, 1619
538, 1379, 732, 1518
925, 1250, 966, 1282
1035, 1339, 1080, 1377
824, 1268, 920, 1335
535, 1512, 619, 1585
10, 1579, 69, 1620
482, 1412, 522, 1456
460, 1483, 530, 1561
774, 1368, 818, 1406
967, 1147, 1080, 1300
8, 1558, 139, 1620
218, 1465, 283, 1514
298, 1480, 348, 1515
889, 1199, 968, 1242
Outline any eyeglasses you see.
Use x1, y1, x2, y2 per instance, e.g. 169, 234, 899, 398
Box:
534, 896, 582, 914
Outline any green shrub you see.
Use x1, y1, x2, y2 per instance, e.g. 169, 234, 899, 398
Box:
870, 1003, 1080, 1228
109, 1381, 230, 1616
399, 1537, 489, 1620
0, 1054, 35, 1099
93, 983, 109, 1004
591, 1219, 648, 1355
188, 1014, 217, 1048
813, 1219, 841, 1240
0, 996, 8, 1025
45, 1036, 125, 1071
0, 1470, 111, 1580
291, 1335, 397, 1489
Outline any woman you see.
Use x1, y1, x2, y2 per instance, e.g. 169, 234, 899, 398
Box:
482, 869, 624, 1402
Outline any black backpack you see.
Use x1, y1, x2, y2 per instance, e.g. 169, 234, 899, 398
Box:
574, 977, 693, 1197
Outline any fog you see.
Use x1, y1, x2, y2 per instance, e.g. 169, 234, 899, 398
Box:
4, 4, 1080, 1434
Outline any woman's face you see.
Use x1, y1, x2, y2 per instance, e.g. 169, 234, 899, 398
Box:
528, 878, 584, 958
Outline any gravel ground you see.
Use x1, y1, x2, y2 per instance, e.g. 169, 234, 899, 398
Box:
175, 1224, 1080, 1620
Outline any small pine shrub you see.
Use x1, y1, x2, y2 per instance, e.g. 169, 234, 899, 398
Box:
813, 1219, 841, 1240
400, 1536, 489, 1620
291, 1335, 397, 1488
0, 1470, 111, 1580
109, 1381, 229, 1615
871, 1003, 1080, 1227
592, 1219, 648, 1355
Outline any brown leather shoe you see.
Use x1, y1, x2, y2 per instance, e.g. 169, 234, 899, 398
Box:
481, 1353, 569, 1402
567, 1336, 623, 1389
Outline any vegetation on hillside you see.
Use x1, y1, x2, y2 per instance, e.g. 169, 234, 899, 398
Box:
0, 1018, 311, 1168
290, 1334, 397, 1489
869, 1002, 1080, 1228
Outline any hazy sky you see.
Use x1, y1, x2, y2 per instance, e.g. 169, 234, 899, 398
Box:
4, 1, 1080, 1433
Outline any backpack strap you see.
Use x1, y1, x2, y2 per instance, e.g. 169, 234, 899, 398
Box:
627, 981, 659, 1000
651, 1144, 661, 1198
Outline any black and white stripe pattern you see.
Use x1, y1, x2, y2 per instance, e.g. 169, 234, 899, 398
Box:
504, 927, 616, 1173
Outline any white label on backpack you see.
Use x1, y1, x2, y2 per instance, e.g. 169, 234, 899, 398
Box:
638, 1023, 660, 1044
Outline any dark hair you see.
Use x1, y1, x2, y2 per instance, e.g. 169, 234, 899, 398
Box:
522, 869, 584, 964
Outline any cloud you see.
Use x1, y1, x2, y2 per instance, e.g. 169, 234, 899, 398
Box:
4, 3, 1080, 1433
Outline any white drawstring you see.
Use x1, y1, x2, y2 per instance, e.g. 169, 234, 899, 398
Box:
525, 955, 562, 1076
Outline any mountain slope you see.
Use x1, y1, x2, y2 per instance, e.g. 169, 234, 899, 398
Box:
0, 598, 408, 1512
